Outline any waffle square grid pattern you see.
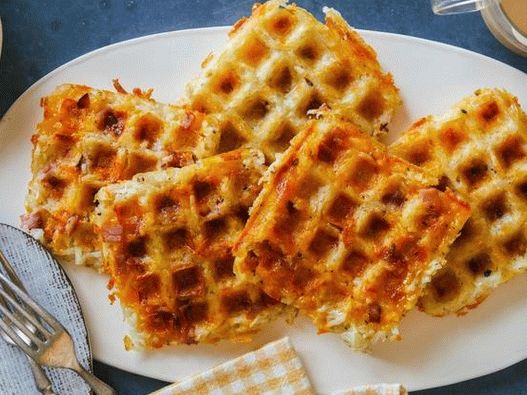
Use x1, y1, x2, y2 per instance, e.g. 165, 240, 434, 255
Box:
234, 113, 470, 350
21, 0, 526, 362
93, 149, 286, 347
391, 88, 527, 316
23, 84, 220, 268
185, 0, 400, 161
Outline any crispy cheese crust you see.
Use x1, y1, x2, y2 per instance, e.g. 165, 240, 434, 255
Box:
93, 149, 285, 347
185, 0, 400, 161
391, 89, 527, 316
23, 84, 219, 268
234, 114, 470, 350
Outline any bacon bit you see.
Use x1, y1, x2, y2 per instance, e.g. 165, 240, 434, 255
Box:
382, 269, 406, 303
20, 212, 43, 230
181, 112, 195, 130
31, 134, 39, 144
112, 79, 128, 94
367, 303, 382, 323
76, 93, 90, 109
132, 87, 154, 99
107, 277, 116, 290
103, 224, 123, 242
112, 79, 154, 99
64, 215, 79, 235
40, 163, 54, 177
162, 151, 196, 168
108, 293, 116, 304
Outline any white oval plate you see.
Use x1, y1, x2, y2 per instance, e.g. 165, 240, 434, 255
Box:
1, 27, 527, 393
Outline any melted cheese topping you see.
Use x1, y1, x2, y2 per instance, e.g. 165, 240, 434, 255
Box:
234, 113, 470, 350
93, 149, 285, 347
24, 84, 219, 268
185, 0, 401, 161
391, 88, 527, 316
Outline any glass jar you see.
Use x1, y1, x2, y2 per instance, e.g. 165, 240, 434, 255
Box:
431, 0, 527, 57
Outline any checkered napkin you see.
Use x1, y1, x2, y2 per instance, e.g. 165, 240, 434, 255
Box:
332, 384, 407, 395
151, 336, 407, 395
151, 337, 314, 395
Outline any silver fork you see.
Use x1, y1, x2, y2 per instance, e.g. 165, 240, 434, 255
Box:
0, 250, 55, 395
0, 272, 116, 395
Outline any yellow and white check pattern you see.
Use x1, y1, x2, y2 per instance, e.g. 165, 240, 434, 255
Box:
151, 337, 314, 395
332, 384, 407, 395
150, 337, 407, 395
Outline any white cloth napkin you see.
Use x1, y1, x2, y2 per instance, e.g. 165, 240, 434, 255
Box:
0, 224, 91, 394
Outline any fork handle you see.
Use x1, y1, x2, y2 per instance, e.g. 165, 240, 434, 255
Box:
28, 358, 56, 395
71, 364, 116, 395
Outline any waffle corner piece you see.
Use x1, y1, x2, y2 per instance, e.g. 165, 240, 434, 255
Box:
233, 114, 470, 350
94, 149, 284, 348
391, 88, 527, 316
186, 0, 400, 160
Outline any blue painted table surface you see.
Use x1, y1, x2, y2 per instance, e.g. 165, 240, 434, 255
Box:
1, 1, 527, 394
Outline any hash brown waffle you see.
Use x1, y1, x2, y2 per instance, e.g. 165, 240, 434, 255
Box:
23, 84, 218, 268
233, 113, 470, 350
93, 149, 284, 347
185, 0, 400, 161
391, 88, 527, 316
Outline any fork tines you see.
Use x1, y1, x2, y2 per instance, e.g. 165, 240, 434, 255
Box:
0, 272, 59, 355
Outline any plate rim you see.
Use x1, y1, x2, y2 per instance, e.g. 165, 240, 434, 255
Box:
1, 25, 525, 122
1, 26, 527, 391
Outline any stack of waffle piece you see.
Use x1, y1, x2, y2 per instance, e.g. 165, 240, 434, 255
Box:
22, 0, 527, 352
233, 112, 470, 349
391, 88, 527, 317
24, 83, 220, 268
